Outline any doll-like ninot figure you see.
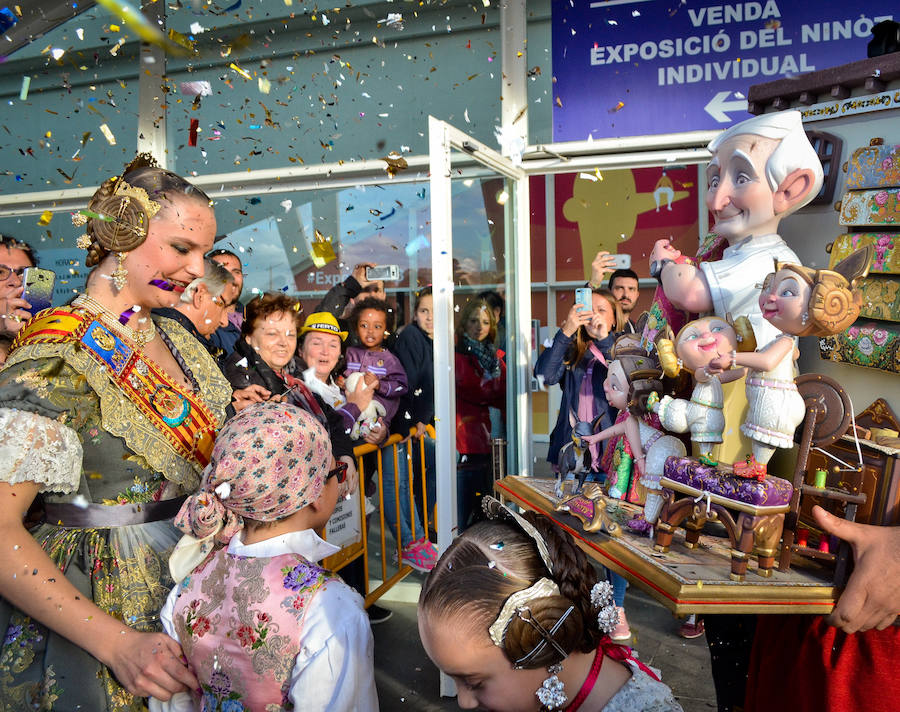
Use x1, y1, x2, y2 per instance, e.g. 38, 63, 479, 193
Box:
555, 417, 603, 498
581, 334, 686, 524
707, 248, 872, 475
649, 316, 754, 462
649, 110, 823, 346
647, 110, 825, 469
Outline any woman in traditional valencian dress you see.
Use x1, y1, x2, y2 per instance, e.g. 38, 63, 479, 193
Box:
0, 155, 230, 711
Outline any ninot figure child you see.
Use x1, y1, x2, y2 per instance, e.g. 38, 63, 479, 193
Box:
345, 296, 409, 438
650, 316, 754, 461
707, 249, 870, 475
581, 333, 686, 525
150, 402, 378, 712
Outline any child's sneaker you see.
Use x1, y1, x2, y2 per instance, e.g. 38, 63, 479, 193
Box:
401, 538, 438, 573
610, 606, 632, 641
679, 617, 705, 639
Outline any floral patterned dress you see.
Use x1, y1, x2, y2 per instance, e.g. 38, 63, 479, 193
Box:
0, 305, 230, 712
171, 549, 336, 711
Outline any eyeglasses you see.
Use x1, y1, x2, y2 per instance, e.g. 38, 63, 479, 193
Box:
0, 265, 26, 281
326, 461, 348, 484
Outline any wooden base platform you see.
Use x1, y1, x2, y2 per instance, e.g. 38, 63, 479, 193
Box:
495, 475, 838, 616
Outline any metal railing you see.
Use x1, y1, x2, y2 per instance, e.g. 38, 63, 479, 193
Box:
322, 426, 435, 606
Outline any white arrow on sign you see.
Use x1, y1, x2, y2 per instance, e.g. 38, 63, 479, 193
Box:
704, 91, 748, 123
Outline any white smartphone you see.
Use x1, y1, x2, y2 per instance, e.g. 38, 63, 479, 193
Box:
610, 253, 632, 270
366, 264, 401, 281
574, 287, 593, 313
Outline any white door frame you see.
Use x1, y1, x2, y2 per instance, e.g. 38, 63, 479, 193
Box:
428, 115, 531, 695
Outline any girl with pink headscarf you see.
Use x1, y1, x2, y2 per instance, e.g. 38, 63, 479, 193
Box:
150, 402, 378, 712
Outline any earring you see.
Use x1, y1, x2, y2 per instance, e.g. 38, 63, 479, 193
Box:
535, 663, 567, 710
112, 252, 128, 291
801, 312, 809, 326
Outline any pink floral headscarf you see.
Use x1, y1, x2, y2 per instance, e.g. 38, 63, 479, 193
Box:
175, 401, 332, 544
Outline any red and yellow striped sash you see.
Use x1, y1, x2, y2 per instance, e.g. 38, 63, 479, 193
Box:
15, 308, 217, 468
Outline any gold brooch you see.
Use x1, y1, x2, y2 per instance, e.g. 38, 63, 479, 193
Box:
114, 179, 162, 222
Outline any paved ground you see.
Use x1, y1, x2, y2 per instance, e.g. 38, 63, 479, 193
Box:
371, 572, 717, 711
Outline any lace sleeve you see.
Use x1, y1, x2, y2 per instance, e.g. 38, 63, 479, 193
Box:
0, 408, 82, 493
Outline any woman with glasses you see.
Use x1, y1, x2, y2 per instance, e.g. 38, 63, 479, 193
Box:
222, 293, 366, 499
0, 156, 231, 710
0, 234, 37, 334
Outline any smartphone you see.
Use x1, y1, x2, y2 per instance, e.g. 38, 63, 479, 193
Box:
610, 253, 632, 270
366, 264, 401, 281
574, 287, 593, 313
22, 267, 55, 314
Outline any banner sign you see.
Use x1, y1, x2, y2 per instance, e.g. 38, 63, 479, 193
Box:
552, 0, 895, 141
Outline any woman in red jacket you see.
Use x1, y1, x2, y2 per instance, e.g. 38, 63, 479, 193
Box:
455, 298, 507, 528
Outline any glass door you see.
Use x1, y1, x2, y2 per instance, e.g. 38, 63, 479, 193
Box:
428, 117, 531, 554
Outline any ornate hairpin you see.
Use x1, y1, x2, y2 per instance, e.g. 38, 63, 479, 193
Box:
488, 577, 560, 647
514, 605, 574, 668
482, 496, 554, 574
74, 154, 163, 285
590, 580, 620, 635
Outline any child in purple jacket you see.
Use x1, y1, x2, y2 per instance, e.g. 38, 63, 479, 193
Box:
344, 297, 408, 435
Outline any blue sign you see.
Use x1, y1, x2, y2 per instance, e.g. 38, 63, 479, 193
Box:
552, 1, 896, 141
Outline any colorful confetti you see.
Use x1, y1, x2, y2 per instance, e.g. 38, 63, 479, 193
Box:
99, 123, 116, 146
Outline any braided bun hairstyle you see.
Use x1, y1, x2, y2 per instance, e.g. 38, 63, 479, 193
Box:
81, 154, 212, 267
729, 315, 758, 352
419, 507, 602, 669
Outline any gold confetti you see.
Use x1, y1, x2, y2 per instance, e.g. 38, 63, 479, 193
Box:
381, 152, 408, 178
99, 123, 116, 145
229, 62, 252, 80
168, 28, 195, 52
37, 211, 53, 226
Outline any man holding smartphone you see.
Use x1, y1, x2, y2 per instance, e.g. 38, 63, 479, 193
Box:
0, 235, 36, 334
588, 250, 639, 333
313, 262, 387, 333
